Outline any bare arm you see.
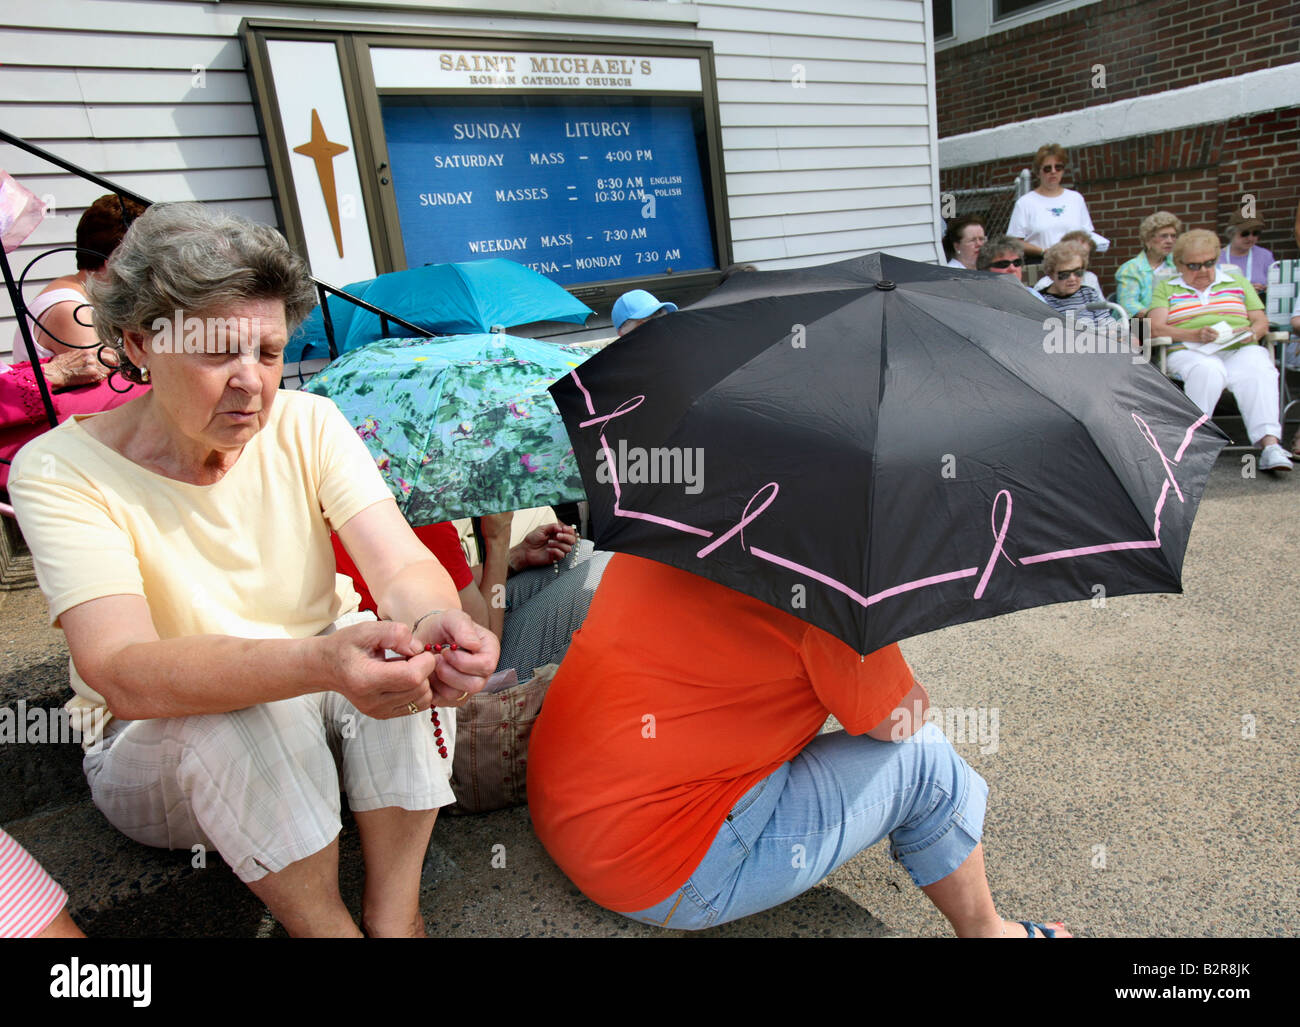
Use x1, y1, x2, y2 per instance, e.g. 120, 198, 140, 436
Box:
867, 679, 931, 741
460, 517, 576, 640
340, 499, 461, 628
469, 514, 512, 641
32, 298, 100, 357
1246, 308, 1268, 341
337, 498, 498, 703
58, 591, 437, 721
61, 498, 495, 720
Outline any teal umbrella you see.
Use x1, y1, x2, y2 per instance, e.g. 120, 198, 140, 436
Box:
305, 333, 596, 523
288, 259, 594, 362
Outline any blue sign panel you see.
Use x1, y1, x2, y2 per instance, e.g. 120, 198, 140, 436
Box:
380, 101, 717, 285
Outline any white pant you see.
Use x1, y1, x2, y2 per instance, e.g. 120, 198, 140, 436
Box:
1166, 344, 1281, 443
82, 614, 455, 882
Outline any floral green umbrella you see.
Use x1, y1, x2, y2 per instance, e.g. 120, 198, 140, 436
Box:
305, 333, 595, 523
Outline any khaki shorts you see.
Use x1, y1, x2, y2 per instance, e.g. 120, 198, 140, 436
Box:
82, 612, 455, 882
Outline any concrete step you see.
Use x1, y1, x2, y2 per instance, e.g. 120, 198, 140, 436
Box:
0, 514, 37, 591
2, 599, 90, 821
3, 798, 282, 937
4, 795, 899, 938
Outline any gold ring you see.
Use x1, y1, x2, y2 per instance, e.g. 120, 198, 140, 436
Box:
457, 691, 469, 702
406, 702, 420, 715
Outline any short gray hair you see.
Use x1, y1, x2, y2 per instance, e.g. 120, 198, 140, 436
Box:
87, 203, 317, 383
1138, 210, 1183, 247
976, 234, 1024, 270
1042, 240, 1089, 277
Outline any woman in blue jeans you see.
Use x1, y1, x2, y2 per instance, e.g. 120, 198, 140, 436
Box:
527, 555, 1071, 937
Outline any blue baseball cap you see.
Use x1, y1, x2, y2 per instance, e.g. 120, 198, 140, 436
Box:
612, 289, 677, 333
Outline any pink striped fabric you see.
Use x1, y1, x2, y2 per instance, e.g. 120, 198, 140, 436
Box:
1162, 279, 1251, 326
0, 828, 67, 938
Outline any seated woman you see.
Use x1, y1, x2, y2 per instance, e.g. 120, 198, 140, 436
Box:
2, 195, 150, 490
1038, 241, 1108, 323
1149, 229, 1290, 473
8, 202, 499, 938
1218, 213, 1273, 297
976, 235, 1046, 301
0, 348, 143, 491
1033, 230, 1102, 294
1114, 211, 1182, 318
943, 215, 986, 270
527, 556, 1070, 937
12, 193, 146, 361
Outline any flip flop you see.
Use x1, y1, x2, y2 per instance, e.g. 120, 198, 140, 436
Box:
1019, 920, 1067, 938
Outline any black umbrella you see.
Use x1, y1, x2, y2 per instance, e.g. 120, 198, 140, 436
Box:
549, 253, 1227, 654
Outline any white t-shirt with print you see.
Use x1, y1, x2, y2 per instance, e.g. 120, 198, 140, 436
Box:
1008, 189, 1109, 253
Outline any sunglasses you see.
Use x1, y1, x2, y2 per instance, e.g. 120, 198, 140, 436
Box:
1180, 260, 1216, 271
1237, 229, 1259, 237
988, 258, 1024, 269
1039, 163, 1066, 172
1055, 268, 1084, 280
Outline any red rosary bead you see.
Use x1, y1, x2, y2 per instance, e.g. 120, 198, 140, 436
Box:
430, 708, 449, 759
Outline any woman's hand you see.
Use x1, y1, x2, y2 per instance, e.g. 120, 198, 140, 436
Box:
509, 522, 576, 572
1149, 307, 1224, 346
411, 608, 500, 707
322, 619, 439, 719
44, 347, 114, 390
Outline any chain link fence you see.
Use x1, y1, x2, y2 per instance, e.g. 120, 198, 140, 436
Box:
943, 168, 1032, 242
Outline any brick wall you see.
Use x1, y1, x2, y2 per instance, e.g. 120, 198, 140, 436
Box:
939, 109, 1300, 292
936, 0, 1300, 137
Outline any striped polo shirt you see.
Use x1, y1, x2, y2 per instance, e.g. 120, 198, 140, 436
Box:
1151, 269, 1263, 353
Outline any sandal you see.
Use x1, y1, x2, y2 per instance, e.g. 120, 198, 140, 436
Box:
1019, 920, 1067, 937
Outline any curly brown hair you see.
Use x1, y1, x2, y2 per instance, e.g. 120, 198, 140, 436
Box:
75, 194, 148, 270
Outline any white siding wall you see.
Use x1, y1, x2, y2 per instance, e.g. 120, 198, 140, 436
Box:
0, 0, 941, 357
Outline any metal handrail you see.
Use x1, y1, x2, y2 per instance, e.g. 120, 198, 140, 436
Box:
1, 129, 428, 431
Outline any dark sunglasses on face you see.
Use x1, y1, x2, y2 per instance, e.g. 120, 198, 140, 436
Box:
989, 258, 1024, 269
1238, 229, 1259, 237
1055, 268, 1084, 280
1039, 164, 1065, 172
1180, 260, 1216, 271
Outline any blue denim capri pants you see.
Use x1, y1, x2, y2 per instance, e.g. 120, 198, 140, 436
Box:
623, 722, 988, 930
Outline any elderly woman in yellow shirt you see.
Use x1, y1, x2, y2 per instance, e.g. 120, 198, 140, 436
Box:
9, 203, 499, 937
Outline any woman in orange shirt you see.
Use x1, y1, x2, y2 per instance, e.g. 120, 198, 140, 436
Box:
527, 555, 1070, 937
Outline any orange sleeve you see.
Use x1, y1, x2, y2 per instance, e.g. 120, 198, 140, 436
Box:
800, 632, 915, 735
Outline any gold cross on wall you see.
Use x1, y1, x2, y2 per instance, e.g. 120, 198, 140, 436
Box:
293, 108, 349, 258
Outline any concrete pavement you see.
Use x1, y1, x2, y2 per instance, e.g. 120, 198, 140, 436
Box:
2, 451, 1296, 937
